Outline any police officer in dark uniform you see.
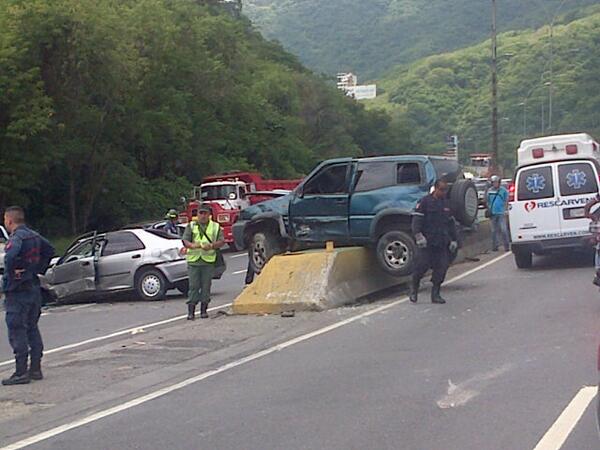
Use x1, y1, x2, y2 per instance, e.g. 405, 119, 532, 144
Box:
409, 179, 458, 304
2, 206, 54, 385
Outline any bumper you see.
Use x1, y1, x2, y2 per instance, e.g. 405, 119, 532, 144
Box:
156, 259, 188, 283
232, 220, 248, 250
511, 235, 593, 253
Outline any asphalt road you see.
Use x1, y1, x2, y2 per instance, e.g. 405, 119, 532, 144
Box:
0, 251, 250, 365
6, 250, 598, 450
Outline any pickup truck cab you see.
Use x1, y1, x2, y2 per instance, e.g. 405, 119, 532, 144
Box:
510, 133, 600, 268
233, 155, 478, 276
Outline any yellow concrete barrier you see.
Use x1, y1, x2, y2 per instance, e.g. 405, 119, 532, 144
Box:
232, 247, 407, 315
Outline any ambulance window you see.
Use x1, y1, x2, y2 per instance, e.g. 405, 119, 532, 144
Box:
558, 163, 598, 196
517, 166, 554, 201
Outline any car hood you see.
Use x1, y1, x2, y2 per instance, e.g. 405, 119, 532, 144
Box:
239, 194, 291, 220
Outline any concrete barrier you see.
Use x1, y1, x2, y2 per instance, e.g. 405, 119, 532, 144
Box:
232, 220, 492, 315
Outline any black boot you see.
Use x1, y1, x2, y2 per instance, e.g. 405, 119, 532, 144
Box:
409, 277, 420, 303
431, 284, 447, 304
2, 372, 30, 386
29, 360, 43, 381
200, 302, 209, 319
187, 304, 196, 321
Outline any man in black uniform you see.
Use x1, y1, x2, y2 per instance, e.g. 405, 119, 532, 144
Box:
409, 179, 458, 304
2, 206, 54, 385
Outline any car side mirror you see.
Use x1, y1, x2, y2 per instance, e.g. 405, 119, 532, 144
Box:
49, 257, 60, 268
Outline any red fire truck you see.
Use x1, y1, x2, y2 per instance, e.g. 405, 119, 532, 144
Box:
181, 172, 301, 250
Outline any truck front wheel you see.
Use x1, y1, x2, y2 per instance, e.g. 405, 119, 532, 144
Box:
249, 231, 283, 275
375, 230, 418, 277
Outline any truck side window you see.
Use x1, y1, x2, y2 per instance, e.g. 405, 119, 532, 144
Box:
354, 162, 395, 192
303, 164, 349, 195
397, 163, 422, 184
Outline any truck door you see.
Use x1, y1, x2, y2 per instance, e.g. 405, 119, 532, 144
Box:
510, 164, 561, 243
289, 162, 351, 243
556, 161, 599, 236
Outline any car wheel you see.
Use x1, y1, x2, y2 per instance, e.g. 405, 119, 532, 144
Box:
375, 230, 418, 277
175, 280, 189, 295
450, 180, 479, 226
513, 248, 532, 269
135, 268, 167, 301
249, 231, 283, 275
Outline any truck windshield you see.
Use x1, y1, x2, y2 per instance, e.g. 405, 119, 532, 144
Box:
201, 185, 237, 200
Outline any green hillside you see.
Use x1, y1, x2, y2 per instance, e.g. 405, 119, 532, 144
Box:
369, 11, 600, 169
0, 0, 410, 235
244, 0, 599, 78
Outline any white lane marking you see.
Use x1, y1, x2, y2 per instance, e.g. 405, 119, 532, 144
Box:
0, 253, 509, 450
233, 269, 248, 275
533, 386, 597, 450
69, 304, 96, 311
228, 253, 247, 259
0, 303, 232, 369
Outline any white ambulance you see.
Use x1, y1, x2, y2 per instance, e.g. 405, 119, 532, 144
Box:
509, 133, 600, 268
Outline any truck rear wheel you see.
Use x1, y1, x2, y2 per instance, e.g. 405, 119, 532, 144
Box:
513, 248, 532, 269
249, 231, 283, 275
375, 230, 418, 277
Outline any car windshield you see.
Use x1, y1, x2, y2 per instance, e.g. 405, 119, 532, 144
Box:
201, 185, 237, 200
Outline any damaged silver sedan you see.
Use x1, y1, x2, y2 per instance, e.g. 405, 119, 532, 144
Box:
41, 228, 189, 303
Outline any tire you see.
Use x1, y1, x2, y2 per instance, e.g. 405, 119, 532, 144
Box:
375, 230, 418, 277
135, 268, 168, 301
450, 179, 479, 226
513, 248, 533, 269
249, 231, 283, 275
175, 280, 189, 295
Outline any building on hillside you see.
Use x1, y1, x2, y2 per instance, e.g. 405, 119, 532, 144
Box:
336, 72, 377, 100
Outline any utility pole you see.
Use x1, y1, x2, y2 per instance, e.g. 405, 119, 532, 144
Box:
548, 24, 553, 131
491, 0, 498, 172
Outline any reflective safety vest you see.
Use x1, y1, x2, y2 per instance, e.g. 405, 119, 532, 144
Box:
186, 220, 220, 264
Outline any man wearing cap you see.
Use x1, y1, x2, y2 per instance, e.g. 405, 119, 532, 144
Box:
164, 209, 179, 236
182, 204, 225, 320
486, 175, 510, 252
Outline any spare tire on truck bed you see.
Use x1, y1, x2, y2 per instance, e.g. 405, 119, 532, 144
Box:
449, 179, 478, 226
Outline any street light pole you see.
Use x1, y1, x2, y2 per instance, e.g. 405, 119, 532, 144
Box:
491, 0, 498, 171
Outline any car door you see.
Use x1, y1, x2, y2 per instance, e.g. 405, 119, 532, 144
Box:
44, 237, 97, 300
289, 162, 351, 243
556, 161, 599, 236
96, 231, 146, 291
510, 164, 561, 242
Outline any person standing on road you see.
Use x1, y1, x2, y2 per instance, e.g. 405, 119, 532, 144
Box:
182, 204, 224, 320
2, 206, 54, 385
409, 179, 458, 304
486, 175, 510, 252
164, 209, 180, 236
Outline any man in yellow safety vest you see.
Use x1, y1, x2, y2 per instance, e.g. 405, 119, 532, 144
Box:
182, 204, 225, 319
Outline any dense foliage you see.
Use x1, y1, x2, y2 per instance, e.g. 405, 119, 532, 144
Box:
0, 0, 411, 236
368, 11, 600, 170
244, 0, 599, 78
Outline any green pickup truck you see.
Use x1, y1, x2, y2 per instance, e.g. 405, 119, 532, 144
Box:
233, 155, 478, 276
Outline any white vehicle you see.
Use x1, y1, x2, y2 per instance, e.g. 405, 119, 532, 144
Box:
509, 133, 600, 268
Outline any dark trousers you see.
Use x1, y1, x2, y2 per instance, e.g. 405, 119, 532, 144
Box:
5, 289, 44, 375
186, 264, 215, 305
413, 246, 450, 286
